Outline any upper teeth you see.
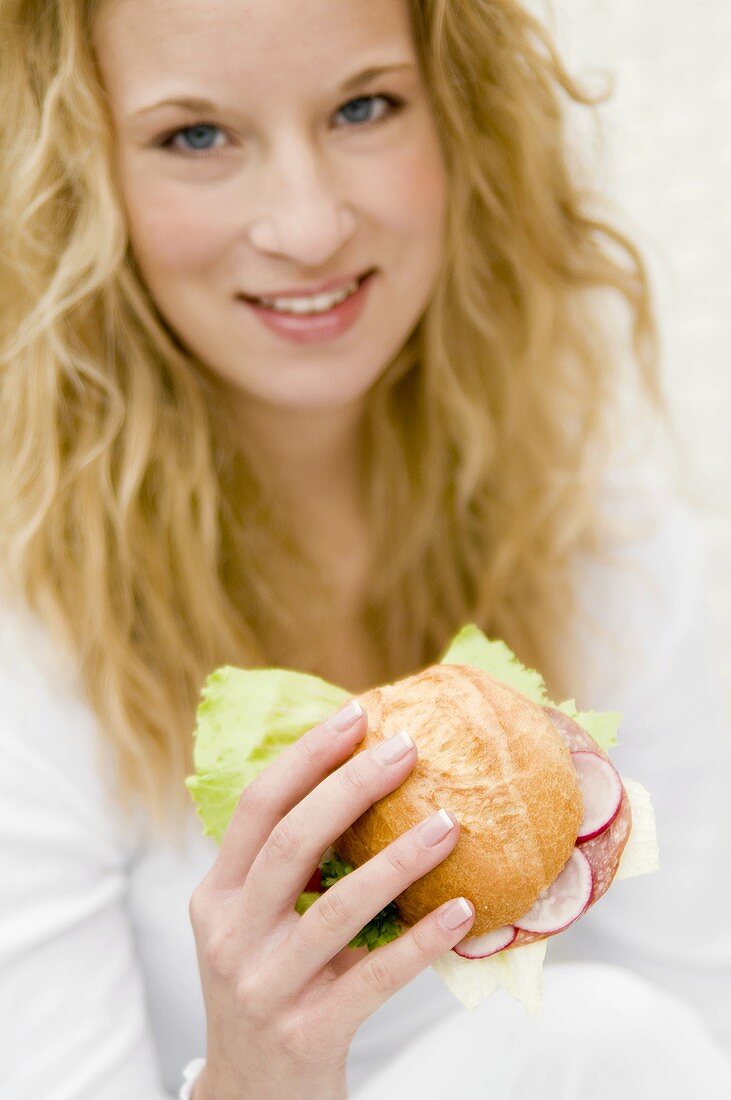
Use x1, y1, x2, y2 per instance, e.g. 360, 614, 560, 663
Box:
256, 279, 360, 314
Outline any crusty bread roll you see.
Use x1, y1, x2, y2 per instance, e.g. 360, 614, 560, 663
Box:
335, 663, 583, 936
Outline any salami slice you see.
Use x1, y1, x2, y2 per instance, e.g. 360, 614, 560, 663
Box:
497, 707, 632, 951
542, 705, 607, 757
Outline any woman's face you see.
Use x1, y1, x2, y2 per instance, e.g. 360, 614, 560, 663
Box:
93, 0, 449, 412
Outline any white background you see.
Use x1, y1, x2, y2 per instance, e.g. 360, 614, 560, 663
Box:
528, 0, 731, 718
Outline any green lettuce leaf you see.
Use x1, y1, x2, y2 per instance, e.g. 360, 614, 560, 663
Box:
556, 699, 622, 752
186, 623, 622, 950
438, 624, 621, 749
438, 623, 550, 705
185, 666, 350, 844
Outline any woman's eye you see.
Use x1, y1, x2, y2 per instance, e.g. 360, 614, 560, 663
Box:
157, 94, 404, 158
158, 123, 227, 157
333, 93, 403, 128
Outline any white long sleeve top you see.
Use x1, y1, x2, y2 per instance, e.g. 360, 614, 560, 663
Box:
1, 468, 730, 1098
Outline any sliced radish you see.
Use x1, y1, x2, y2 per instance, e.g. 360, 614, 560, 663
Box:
571, 750, 623, 842
514, 848, 593, 934
452, 924, 517, 958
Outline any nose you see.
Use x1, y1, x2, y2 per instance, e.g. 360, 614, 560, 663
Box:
247, 139, 357, 266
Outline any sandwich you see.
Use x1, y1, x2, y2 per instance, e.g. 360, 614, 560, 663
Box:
186, 624, 659, 1013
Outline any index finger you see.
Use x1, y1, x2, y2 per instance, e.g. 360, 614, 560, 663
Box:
201, 699, 367, 894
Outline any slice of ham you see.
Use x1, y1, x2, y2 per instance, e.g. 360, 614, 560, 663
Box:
456, 706, 633, 954
543, 705, 602, 754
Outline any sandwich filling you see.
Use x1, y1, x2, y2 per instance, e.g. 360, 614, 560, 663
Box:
453, 706, 632, 959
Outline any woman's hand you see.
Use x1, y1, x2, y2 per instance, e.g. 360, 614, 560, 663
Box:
188, 698, 476, 1100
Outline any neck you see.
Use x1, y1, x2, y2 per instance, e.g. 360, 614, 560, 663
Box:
228, 390, 372, 606
238, 395, 365, 506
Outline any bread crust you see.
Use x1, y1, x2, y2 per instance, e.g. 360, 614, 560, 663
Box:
335, 663, 583, 936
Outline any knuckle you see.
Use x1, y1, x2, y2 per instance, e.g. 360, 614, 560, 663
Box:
203, 925, 237, 978
337, 760, 368, 797
188, 887, 208, 929
360, 948, 394, 995
409, 918, 439, 959
299, 725, 325, 762
384, 842, 412, 878
280, 1006, 352, 1071
278, 1009, 319, 1063
235, 781, 266, 818
314, 884, 349, 932
266, 817, 301, 862
233, 970, 269, 1017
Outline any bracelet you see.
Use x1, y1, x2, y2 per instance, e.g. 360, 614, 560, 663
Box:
179, 1056, 207, 1100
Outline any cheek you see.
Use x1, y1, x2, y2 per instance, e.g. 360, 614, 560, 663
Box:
123, 176, 228, 274
362, 132, 448, 243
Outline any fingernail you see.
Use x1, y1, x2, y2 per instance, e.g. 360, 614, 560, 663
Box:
328, 699, 364, 733
418, 808, 456, 847
373, 729, 415, 764
440, 897, 474, 930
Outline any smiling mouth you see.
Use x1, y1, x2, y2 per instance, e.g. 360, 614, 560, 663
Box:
235, 268, 376, 343
239, 268, 375, 312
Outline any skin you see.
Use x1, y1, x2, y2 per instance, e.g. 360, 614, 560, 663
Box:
93, 0, 449, 567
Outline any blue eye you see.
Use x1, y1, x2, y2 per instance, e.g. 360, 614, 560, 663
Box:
334, 93, 403, 128
161, 123, 225, 155
157, 93, 404, 158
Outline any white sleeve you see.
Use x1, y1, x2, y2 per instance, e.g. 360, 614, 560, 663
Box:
554, 477, 731, 1054
0, 609, 202, 1099
178, 1058, 206, 1099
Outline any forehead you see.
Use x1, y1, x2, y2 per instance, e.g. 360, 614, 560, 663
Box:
93, 0, 416, 110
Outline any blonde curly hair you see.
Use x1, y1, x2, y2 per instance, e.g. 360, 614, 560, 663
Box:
0, 0, 671, 841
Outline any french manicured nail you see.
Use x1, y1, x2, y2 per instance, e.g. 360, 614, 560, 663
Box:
328, 699, 364, 733
373, 729, 415, 764
440, 897, 474, 930
418, 807, 457, 847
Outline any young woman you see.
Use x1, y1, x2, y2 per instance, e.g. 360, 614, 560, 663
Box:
1, 0, 730, 1097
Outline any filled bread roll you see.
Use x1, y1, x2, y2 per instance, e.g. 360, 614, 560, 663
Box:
335, 663, 583, 937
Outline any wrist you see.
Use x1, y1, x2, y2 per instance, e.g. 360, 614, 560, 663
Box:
194, 1062, 348, 1100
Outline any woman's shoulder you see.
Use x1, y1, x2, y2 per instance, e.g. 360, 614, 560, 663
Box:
0, 600, 146, 859
570, 438, 709, 710
0, 599, 98, 758
0, 598, 82, 698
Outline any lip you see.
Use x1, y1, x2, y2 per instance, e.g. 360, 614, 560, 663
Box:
240, 268, 375, 302
236, 269, 376, 345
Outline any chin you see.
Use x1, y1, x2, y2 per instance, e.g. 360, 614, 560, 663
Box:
250, 358, 388, 411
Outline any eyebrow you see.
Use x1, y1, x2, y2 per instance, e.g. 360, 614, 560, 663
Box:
130, 63, 415, 118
